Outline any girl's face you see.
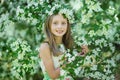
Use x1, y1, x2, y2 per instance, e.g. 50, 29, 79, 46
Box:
50, 14, 68, 37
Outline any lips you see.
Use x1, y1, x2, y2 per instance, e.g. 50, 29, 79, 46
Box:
56, 30, 64, 34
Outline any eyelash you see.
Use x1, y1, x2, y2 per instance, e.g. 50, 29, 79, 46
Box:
62, 22, 66, 25
53, 22, 58, 25
53, 22, 66, 25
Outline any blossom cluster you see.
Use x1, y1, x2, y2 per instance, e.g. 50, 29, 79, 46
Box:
46, 4, 74, 23
0, 0, 120, 80
10, 39, 39, 79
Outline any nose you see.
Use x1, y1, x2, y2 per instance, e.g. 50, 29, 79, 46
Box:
57, 24, 62, 29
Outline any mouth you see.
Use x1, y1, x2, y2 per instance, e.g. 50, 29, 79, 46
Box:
56, 30, 64, 34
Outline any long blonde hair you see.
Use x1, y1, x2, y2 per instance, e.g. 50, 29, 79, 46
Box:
44, 14, 74, 56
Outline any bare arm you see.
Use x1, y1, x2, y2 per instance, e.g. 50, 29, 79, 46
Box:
39, 43, 60, 79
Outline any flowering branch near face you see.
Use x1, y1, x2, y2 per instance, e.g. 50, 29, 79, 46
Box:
45, 3, 75, 23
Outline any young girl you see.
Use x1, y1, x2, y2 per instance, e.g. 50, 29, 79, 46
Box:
39, 13, 89, 80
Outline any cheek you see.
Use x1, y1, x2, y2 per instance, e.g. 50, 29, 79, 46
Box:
50, 25, 55, 31
64, 26, 68, 32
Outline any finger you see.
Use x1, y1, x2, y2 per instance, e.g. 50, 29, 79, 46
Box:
81, 45, 86, 48
82, 49, 86, 54
82, 46, 89, 52
83, 48, 89, 53
84, 48, 89, 53
81, 45, 88, 49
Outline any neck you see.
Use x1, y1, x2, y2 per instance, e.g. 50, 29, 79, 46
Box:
55, 36, 63, 45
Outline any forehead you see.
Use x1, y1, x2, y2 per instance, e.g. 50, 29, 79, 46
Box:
52, 14, 67, 22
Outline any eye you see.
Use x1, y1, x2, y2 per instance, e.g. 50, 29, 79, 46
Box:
53, 22, 58, 25
62, 22, 66, 25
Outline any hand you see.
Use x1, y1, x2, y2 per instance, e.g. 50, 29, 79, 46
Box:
78, 45, 89, 56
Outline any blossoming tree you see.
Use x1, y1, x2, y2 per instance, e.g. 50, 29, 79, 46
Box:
0, 0, 120, 80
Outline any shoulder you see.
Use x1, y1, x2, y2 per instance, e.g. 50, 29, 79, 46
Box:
39, 43, 51, 58
40, 43, 49, 50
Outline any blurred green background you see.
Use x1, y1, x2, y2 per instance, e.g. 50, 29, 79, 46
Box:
0, 0, 120, 80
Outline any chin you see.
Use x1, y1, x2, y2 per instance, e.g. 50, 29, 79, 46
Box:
55, 34, 65, 37
54, 32, 65, 36
56, 35, 64, 37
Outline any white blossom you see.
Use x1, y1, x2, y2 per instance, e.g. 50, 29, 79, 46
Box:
0, 51, 2, 58
107, 6, 115, 15
88, 30, 95, 37
70, 0, 83, 11
68, 56, 75, 62
74, 67, 81, 75
16, 6, 24, 16
85, 0, 94, 5
65, 52, 71, 58
114, 14, 119, 21
101, 19, 112, 25
91, 65, 97, 71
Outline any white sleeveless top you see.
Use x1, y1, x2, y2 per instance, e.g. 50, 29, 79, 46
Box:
39, 54, 63, 75
39, 44, 73, 80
